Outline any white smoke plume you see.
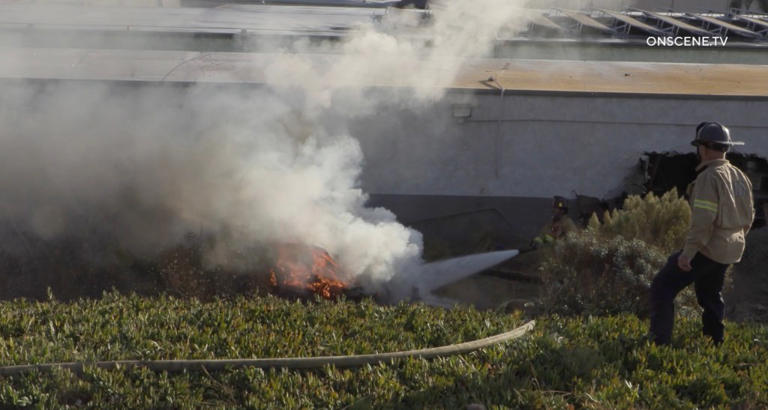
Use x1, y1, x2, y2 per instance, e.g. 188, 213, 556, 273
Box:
0, 0, 629, 298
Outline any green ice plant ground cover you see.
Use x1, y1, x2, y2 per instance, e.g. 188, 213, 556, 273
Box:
0, 292, 766, 408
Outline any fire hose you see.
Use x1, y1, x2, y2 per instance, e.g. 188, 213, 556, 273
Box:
0, 321, 534, 376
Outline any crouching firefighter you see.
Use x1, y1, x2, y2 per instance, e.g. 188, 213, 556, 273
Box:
649, 122, 755, 346
531, 196, 577, 248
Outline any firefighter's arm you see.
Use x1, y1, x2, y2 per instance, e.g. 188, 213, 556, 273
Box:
744, 205, 755, 235
681, 173, 718, 260
747, 177, 757, 235
746, 176, 755, 234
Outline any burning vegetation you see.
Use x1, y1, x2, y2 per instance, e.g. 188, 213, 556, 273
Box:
268, 243, 351, 299
0, 230, 360, 302
158, 240, 362, 301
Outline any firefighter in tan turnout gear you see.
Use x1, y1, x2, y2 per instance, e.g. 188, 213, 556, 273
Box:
649, 122, 755, 346
531, 196, 577, 248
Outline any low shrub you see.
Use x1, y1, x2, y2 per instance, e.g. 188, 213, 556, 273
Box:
588, 190, 691, 255
538, 190, 699, 316
539, 232, 666, 316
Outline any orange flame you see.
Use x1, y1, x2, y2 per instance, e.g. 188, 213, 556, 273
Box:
269, 244, 347, 299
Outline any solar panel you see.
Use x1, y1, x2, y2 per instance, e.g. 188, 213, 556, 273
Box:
558, 9, 616, 34
599, 9, 667, 35
692, 13, 762, 38
639, 10, 713, 36
526, 12, 563, 32
735, 14, 768, 36
1, 3, 768, 45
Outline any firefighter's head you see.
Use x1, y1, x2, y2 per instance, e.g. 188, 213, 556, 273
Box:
691, 122, 744, 155
553, 196, 568, 215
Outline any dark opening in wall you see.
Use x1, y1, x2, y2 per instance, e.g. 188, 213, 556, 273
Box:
642, 152, 768, 228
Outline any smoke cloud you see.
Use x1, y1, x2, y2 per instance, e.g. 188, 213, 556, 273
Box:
0, 0, 626, 299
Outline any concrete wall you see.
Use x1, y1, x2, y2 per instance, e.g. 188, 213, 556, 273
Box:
354, 90, 768, 243
4, 79, 763, 244
354, 92, 768, 200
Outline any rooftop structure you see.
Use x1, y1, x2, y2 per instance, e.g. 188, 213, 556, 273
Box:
2, 48, 767, 97
2, 3, 767, 44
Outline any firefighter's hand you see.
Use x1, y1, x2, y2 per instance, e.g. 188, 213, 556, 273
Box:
677, 254, 692, 272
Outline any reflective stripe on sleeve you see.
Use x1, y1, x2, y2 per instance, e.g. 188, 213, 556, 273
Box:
693, 199, 718, 213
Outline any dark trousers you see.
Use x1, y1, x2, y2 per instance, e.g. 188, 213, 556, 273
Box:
649, 251, 728, 345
